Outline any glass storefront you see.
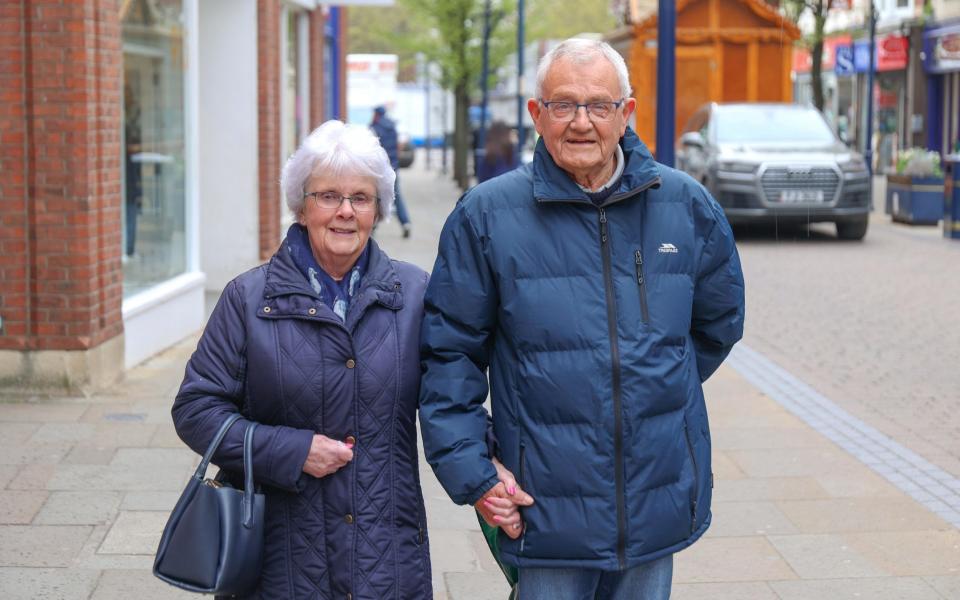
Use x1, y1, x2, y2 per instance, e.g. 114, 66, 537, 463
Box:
121, 0, 187, 297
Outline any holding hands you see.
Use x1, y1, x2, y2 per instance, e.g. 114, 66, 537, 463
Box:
302, 434, 354, 478
474, 457, 535, 539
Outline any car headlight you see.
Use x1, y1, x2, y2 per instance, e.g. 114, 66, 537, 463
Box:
717, 161, 758, 173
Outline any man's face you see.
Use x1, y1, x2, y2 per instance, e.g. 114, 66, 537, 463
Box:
527, 56, 636, 189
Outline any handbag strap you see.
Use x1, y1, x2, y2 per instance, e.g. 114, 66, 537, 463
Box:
192, 412, 243, 480
242, 421, 258, 528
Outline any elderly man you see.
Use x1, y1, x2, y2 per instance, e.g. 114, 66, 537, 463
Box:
419, 38, 745, 599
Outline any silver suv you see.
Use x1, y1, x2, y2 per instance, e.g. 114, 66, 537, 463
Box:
676, 103, 871, 240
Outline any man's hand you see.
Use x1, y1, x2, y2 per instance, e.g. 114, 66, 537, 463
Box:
474, 458, 535, 539
302, 434, 354, 478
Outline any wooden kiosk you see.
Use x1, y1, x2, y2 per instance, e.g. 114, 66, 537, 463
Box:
628, 0, 800, 152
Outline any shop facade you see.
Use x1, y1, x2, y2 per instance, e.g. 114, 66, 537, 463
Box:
924, 19, 960, 156
0, 0, 346, 391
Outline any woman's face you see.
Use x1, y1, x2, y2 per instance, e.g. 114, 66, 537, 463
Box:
298, 171, 379, 279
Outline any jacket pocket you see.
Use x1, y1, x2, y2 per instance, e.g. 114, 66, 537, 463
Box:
634, 249, 650, 324
682, 421, 699, 534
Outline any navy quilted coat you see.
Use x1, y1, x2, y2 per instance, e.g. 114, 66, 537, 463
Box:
419, 128, 745, 571
172, 238, 432, 599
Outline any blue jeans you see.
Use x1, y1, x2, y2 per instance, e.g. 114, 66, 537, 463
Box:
393, 172, 410, 226
518, 555, 673, 600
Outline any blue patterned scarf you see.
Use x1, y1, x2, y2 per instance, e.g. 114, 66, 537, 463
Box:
284, 224, 369, 321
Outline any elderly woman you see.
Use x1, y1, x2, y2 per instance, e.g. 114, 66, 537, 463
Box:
171, 120, 433, 599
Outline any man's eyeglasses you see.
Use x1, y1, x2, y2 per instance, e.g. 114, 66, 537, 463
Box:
539, 99, 625, 122
304, 191, 377, 212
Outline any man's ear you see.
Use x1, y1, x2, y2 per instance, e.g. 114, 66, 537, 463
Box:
527, 98, 544, 135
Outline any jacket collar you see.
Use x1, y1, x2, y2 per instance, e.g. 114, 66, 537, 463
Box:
531, 127, 662, 207
261, 238, 403, 327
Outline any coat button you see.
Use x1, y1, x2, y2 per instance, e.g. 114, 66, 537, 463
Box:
308, 307, 317, 315
345, 513, 354, 524
346, 594, 352, 600
345, 435, 356, 445
262, 306, 271, 313
345, 359, 356, 369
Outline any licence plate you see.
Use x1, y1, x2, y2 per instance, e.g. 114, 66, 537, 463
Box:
779, 189, 824, 203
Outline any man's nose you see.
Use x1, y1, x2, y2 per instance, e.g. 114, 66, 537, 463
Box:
569, 106, 593, 128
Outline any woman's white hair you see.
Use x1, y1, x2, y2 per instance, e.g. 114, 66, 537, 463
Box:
280, 120, 396, 221
535, 38, 632, 99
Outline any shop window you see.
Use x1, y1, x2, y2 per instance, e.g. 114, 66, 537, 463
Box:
281, 7, 309, 161
121, 0, 187, 297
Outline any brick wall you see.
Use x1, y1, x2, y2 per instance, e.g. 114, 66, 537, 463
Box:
257, 0, 281, 260
0, 0, 123, 353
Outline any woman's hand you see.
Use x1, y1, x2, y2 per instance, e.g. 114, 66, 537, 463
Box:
474, 457, 535, 539
302, 434, 354, 478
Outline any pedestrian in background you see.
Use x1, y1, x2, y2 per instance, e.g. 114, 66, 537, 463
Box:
370, 105, 412, 238
477, 120, 519, 184
171, 120, 433, 599
418, 38, 745, 599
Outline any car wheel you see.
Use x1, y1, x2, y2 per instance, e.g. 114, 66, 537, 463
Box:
835, 216, 868, 240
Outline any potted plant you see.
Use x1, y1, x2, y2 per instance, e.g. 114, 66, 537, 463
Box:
885, 148, 944, 225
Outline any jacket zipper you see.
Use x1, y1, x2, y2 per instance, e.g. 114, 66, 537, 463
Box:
518, 444, 527, 553
599, 208, 627, 570
634, 250, 649, 324
683, 424, 699, 533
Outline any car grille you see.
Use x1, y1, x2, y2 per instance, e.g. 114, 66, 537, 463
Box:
760, 166, 840, 203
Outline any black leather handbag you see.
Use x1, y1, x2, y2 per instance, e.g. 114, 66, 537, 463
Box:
154, 413, 265, 595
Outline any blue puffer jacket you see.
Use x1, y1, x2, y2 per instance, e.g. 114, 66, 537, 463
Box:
419, 128, 745, 571
172, 238, 432, 599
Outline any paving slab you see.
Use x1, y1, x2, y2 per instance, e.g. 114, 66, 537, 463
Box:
775, 498, 949, 533
90, 569, 195, 600
769, 576, 944, 600
97, 510, 168, 555
707, 501, 799, 537
844, 530, 960, 576
0, 443, 71, 465
0, 567, 100, 600
924, 575, 960, 598
0, 422, 41, 444
711, 477, 830, 502
0, 490, 48, 524
0, 464, 19, 488
671, 581, 779, 600
767, 533, 885, 579
673, 536, 798, 583
0, 525, 92, 567
443, 572, 511, 600
34, 491, 122, 525
44, 464, 189, 492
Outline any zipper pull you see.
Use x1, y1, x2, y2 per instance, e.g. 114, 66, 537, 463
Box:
635, 250, 644, 284
599, 209, 608, 243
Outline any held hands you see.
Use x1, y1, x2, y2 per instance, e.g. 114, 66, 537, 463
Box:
474, 457, 535, 540
302, 434, 354, 478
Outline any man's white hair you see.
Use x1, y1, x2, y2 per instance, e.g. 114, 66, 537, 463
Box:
535, 38, 632, 100
280, 120, 396, 221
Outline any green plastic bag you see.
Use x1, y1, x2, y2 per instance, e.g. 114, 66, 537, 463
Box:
476, 510, 519, 599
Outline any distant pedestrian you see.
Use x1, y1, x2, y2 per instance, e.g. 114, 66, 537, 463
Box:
172, 120, 432, 599
477, 120, 519, 183
418, 38, 745, 599
370, 106, 412, 238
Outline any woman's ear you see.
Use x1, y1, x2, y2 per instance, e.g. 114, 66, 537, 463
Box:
297, 210, 306, 226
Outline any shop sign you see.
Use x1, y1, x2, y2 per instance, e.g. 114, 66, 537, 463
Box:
877, 35, 908, 71
853, 34, 909, 73
792, 35, 852, 74
932, 33, 960, 72
835, 45, 855, 76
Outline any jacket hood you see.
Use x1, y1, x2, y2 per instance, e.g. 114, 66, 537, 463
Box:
531, 126, 661, 204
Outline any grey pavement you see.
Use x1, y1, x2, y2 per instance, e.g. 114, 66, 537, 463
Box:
1, 156, 958, 599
